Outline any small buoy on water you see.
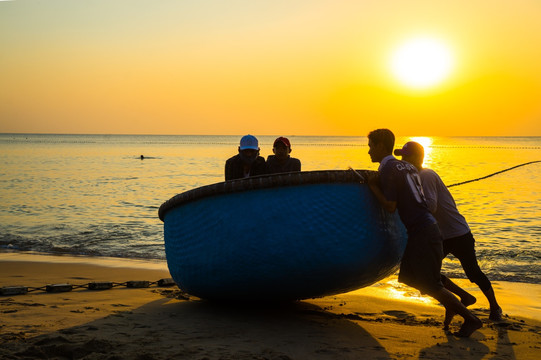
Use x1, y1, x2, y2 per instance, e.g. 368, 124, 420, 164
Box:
140, 155, 144, 160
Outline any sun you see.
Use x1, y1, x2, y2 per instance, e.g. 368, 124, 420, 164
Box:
390, 37, 454, 90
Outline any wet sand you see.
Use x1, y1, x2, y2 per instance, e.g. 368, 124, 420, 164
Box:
1, 254, 540, 359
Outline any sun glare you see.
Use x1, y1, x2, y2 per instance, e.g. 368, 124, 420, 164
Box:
409, 136, 434, 165
390, 37, 454, 90
409, 136, 433, 151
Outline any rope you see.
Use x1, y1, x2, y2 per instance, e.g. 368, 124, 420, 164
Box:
447, 160, 541, 188
0, 278, 177, 296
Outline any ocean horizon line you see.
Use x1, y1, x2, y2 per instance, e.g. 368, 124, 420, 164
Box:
2, 132, 541, 138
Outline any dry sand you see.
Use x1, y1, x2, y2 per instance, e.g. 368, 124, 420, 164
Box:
1, 253, 540, 359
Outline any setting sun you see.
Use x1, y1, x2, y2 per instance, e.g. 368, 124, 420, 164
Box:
1, 1, 541, 136
390, 37, 454, 90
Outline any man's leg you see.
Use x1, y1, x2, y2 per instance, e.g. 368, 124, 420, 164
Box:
448, 233, 503, 321
430, 287, 482, 337
404, 224, 482, 336
440, 274, 477, 329
483, 286, 503, 321
441, 274, 477, 305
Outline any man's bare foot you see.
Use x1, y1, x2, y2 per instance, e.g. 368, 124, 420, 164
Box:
443, 294, 476, 330
443, 309, 455, 330
455, 317, 482, 337
461, 293, 477, 307
489, 307, 503, 321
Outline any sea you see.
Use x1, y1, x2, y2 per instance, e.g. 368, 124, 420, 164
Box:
1, 134, 540, 285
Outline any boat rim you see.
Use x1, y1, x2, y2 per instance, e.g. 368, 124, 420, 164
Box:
158, 169, 373, 221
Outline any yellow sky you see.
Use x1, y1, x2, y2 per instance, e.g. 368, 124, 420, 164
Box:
1, 0, 540, 136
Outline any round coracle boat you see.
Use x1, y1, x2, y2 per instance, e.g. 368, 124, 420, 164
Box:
158, 170, 407, 301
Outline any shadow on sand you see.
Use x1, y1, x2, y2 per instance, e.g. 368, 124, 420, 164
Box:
1, 298, 393, 359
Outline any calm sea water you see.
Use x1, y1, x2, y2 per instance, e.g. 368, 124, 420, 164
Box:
1, 134, 540, 284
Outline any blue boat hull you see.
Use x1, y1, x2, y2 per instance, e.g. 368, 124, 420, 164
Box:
160, 171, 407, 301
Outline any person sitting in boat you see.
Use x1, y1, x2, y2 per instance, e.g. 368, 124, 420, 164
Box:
266, 137, 301, 174
366, 128, 482, 337
394, 141, 503, 325
225, 134, 267, 180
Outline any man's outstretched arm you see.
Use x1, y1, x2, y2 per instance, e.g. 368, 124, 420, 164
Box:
367, 172, 397, 213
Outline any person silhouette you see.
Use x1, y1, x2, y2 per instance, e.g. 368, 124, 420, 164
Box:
366, 129, 482, 337
225, 135, 266, 180
394, 141, 503, 326
266, 137, 301, 174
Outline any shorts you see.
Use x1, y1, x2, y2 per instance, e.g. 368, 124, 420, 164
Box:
398, 222, 444, 295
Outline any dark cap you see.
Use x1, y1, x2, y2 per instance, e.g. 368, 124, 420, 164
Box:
273, 137, 291, 148
394, 141, 424, 157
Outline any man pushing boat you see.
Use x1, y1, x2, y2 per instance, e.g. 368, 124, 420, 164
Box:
365, 128, 482, 337
394, 140, 503, 326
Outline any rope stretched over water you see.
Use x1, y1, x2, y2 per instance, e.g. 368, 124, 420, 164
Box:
447, 160, 541, 188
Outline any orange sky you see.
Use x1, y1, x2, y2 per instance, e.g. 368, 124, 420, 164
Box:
1, 0, 540, 136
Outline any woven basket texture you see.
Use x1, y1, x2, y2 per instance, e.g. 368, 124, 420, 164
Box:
162, 171, 407, 300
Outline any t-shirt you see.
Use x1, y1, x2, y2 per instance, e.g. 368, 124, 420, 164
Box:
419, 168, 470, 239
265, 155, 301, 174
379, 156, 435, 233
224, 154, 266, 181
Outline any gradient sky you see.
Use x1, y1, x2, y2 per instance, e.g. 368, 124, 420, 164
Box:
1, 0, 540, 136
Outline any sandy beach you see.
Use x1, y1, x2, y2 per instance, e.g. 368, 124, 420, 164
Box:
1, 253, 540, 360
